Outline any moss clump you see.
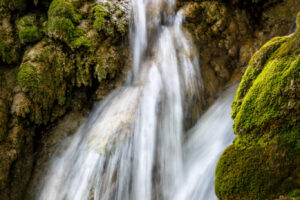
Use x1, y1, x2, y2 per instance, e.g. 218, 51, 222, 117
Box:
47, 0, 91, 49
17, 15, 43, 44
216, 13, 300, 200
19, 26, 42, 43
231, 36, 288, 122
47, 17, 76, 41
48, 0, 81, 23
17, 62, 39, 91
216, 127, 300, 199
92, 4, 110, 32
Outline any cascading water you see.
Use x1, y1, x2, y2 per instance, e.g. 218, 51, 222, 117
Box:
37, 0, 235, 199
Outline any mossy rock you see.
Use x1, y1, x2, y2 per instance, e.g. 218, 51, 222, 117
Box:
17, 40, 74, 124
47, 0, 91, 49
48, 0, 81, 23
90, 1, 128, 39
215, 13, 300, 200
17, 14, 43, 44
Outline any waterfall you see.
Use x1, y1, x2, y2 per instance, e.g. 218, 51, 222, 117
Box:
37, 0, 235, 199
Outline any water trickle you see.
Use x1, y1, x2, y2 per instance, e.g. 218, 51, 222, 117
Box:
37, 0, 235, 199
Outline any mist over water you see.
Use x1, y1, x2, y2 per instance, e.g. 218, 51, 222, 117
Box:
37, 0, 236, 199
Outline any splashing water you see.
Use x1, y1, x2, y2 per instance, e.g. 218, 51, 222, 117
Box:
37, 0, 235, 199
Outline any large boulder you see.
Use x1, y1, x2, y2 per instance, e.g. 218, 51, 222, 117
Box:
215, 13, 300, 200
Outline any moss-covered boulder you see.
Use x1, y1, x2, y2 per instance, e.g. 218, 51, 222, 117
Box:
215, 13, 300, 200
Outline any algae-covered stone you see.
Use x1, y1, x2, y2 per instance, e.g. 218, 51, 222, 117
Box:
215, 13, 300, 200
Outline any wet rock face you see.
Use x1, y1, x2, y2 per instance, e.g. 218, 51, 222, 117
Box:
215, 13, 300, 200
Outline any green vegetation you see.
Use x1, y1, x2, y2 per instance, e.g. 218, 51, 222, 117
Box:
91, 2, 128, 38
17, 15, 43, 43
17, 41, 74, 124
92, 4, 110, 32
47, 0, 91, 49
215, 12, 300, 200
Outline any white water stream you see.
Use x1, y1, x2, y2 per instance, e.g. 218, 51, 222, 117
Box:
37, 0, 236, 199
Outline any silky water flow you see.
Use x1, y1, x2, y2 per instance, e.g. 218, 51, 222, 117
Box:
37, 0, 236, 199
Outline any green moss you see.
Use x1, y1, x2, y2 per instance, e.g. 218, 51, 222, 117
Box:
216, 13, 300, 200
17, 63, 39, 90
90, 2, 128, 38
48, 0, 81, 23
19, 26, 42, 43
231, 36, 288, 121
92, 4, 109, 32
71, 36, 92, 49
17, 14, 43, 44
216, 133, 299, 199
47, 17, 75, 42
47, 0, 90, 49
233, 55, 299, 134
18, 15, 35, 26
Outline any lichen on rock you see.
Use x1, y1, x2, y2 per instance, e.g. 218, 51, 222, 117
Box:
215, 13, 300, 200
